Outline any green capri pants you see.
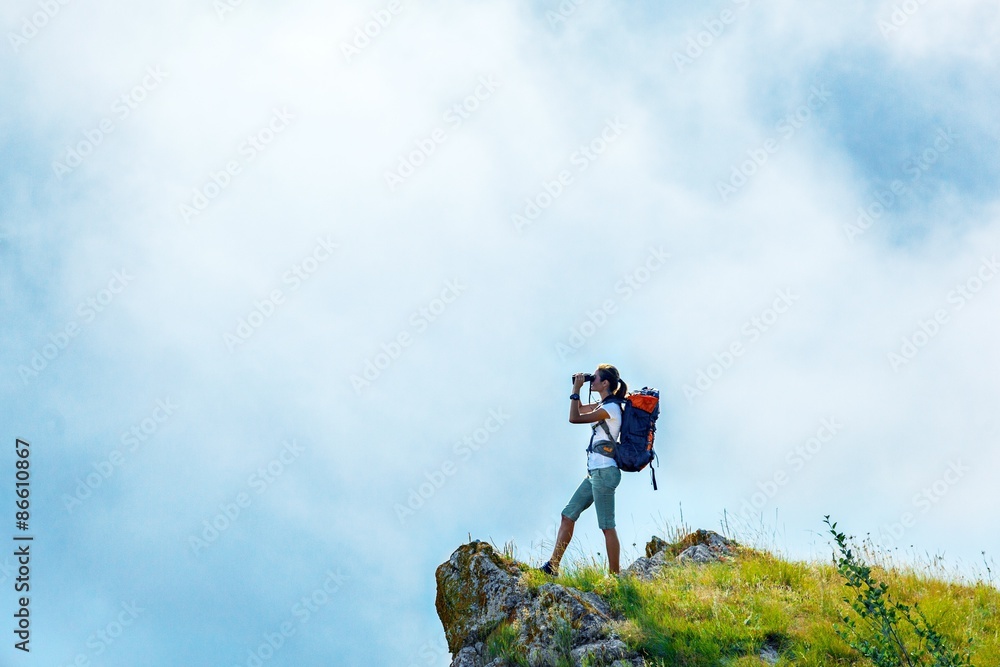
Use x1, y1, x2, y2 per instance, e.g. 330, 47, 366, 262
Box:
561, 466, 621, 529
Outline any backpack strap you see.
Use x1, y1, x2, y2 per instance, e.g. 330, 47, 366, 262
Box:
649, 451, 659, 490
587, 397, 620, 454
597, 420, 612, 441
602, 396, 625, 440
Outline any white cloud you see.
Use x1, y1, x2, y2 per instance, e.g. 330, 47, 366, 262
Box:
2, 0, 999, 664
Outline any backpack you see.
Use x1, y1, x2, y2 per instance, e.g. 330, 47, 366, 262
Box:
587, 387, 661, 490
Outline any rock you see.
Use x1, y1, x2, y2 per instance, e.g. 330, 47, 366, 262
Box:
624, 529, 739, 581
434, 540, 527, 654
435, 540, 643, 667
451, 646, 481, 667
677, 544, 715, 563
659, 529, 736, 558
570, 638, 630, 663
622, 549, 672, 581
644, 536, 669, 558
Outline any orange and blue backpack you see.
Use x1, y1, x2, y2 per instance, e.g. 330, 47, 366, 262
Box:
589, 387, 661, 489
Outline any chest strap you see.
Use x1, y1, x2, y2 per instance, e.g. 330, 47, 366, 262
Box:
586, 418, 616, 457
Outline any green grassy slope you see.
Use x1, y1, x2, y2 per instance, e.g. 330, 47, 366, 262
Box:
495, 524, 1000, 666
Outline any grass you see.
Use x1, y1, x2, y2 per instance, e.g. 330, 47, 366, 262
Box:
513, 515, 1000, 667
486, 618, 529, 666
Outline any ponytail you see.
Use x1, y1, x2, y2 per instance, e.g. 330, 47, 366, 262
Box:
614, 378, 628, 401
597, 363, 627, 401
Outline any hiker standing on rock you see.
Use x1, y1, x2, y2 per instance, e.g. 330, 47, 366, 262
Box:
541, 364, 627, 577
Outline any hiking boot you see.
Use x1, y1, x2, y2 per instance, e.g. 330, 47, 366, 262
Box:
539, 561, 558, 577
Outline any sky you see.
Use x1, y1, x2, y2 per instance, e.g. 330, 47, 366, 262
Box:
1, 0, 999, 665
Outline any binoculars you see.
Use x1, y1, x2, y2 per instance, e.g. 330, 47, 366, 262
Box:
572, 373, 595, 383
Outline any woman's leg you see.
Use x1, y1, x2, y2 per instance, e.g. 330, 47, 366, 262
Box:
552, 477, 594, 570
602, 527, 621, 574
550, 514, 575, 569
591, 467, 622, 574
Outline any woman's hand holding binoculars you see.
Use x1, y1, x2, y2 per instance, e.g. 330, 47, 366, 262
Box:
571, 373, 594, 391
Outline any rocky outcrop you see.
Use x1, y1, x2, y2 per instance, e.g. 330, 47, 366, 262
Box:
624, 529, 738, 581
434, 530, 745, 667
435, 540, 641, 667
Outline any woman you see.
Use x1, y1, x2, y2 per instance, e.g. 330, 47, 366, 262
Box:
540, 363, 627, 577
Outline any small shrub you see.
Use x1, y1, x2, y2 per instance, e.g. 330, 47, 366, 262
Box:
825, 515, 976, 667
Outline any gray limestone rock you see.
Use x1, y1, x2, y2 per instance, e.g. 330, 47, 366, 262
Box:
435, 540, 642, 666
625, 530, 738, 581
